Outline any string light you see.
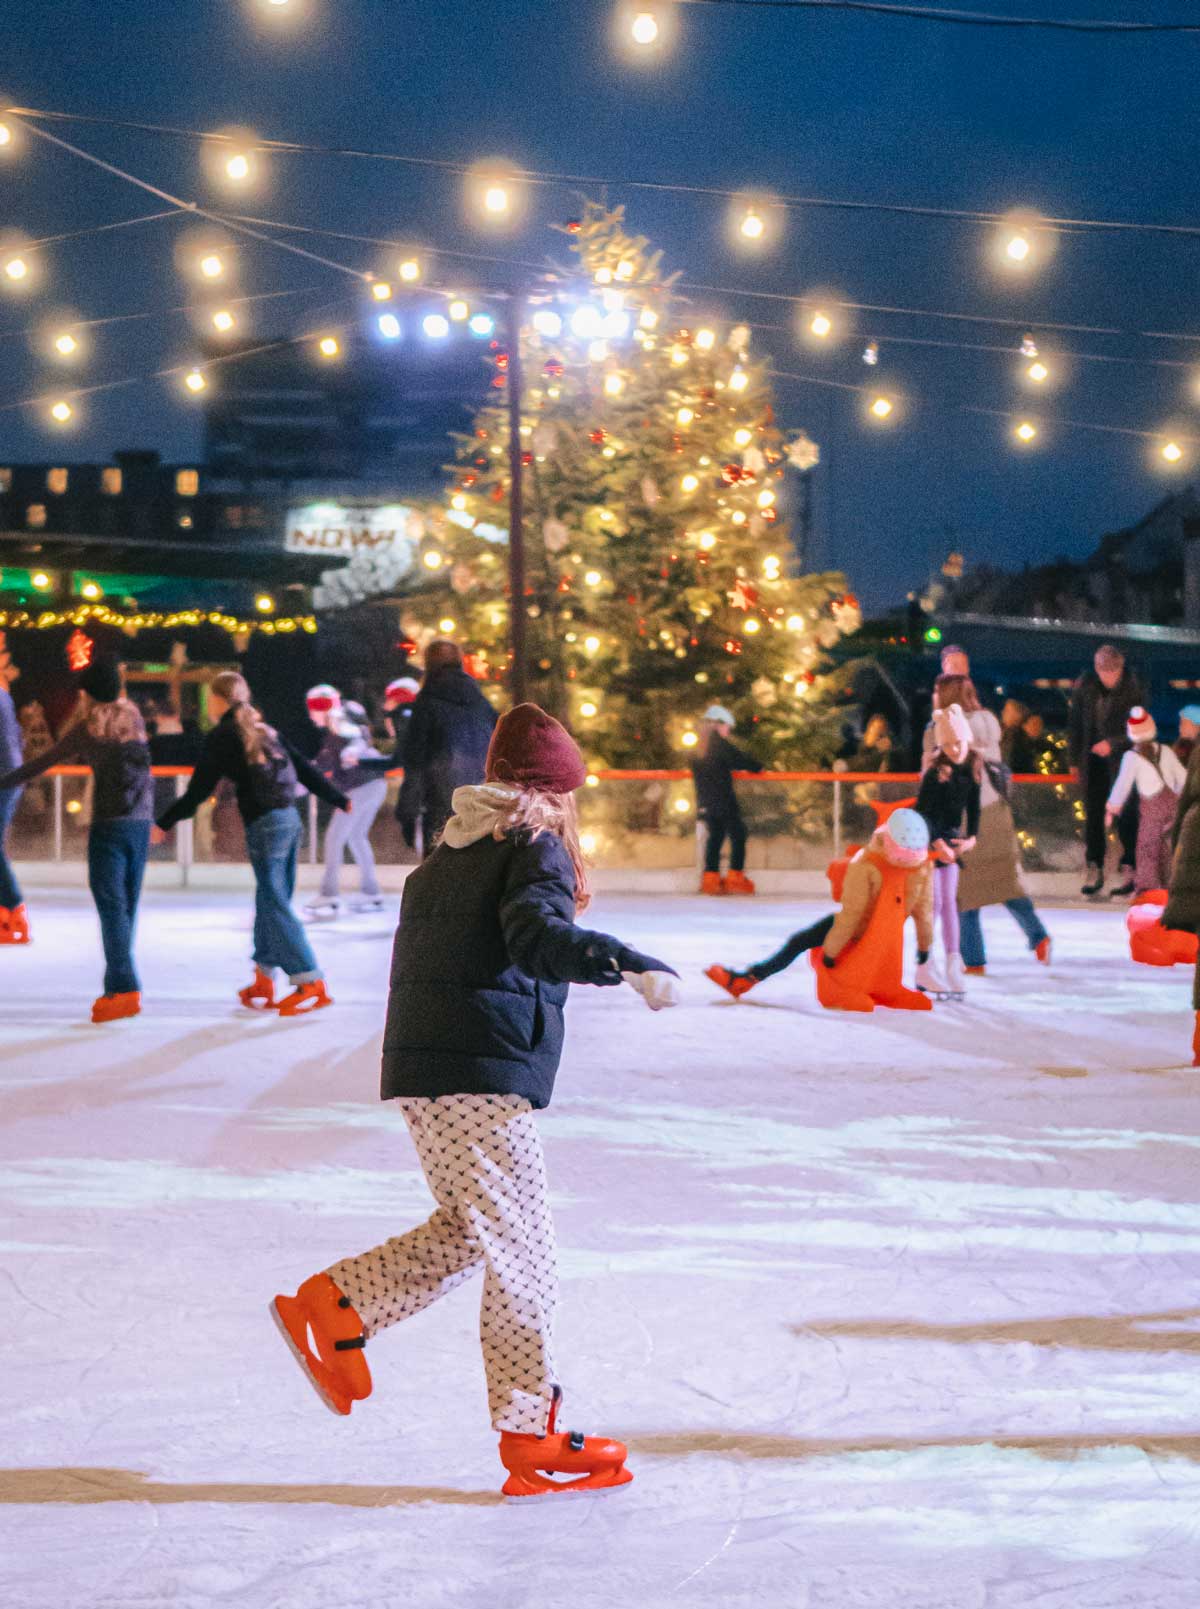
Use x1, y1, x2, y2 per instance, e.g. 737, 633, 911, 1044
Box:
371, 281, 393, 301
740, 209, 765, 240
1162, 440, 1185, 464
733, 427, 753, 447
681, 473, 700, 494
695, 327, 716, 350
378, 312, 401, 339
1021, 332, 1039, 357
1014, 420, 1038, 443
422, 550, 444, 569
744, 618, 761, 634
0, 123, 11, 148
483, 184, 510, 216
1006, 233, 1031, 262
580, 701, 598, 718
869, 395, 895, 420
639, 308, 659, 331
810, 311, 833, 338
862, 340, 879, 366
697, 531, 717, 549
1027, 361, 1049, 383
184, 368, 207, 393
212, 309, 236, 333
225, 153, 251, 183
318, 335, 340, 357
439, 616, 456, 633
398, 258, 421, 282
603, 372, 625, 396
584, 570, 603, 588
49, 401, 73, 424
469, 312, 495, 336
630, 11, 660, 44
677, 406, 694, 425
4, 257, 29, 282
728, 367, 748, 392
533, 310, 562, 337
80, 581, 102, 601
53, 332, 79, 357
31, 572, 50, 590
0, 603, 317, 635
423, 313, 450, 338
199, 253, 224, 280
448, 299, 469, 321
584, 635, 601, 653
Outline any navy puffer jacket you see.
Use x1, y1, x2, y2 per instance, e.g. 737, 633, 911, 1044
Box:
381, 828, 668, 1109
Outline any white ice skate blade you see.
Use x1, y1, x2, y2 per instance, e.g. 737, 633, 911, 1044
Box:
502, 1480, 632, 1504
268, 1298, 351, 1419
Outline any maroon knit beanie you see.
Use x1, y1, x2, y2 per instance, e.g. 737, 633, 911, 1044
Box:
486, 703, 587, 795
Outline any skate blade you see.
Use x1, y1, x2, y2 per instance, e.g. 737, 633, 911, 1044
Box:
269, 1297, 352, 1417
502, 1468, 633, 1502
279, 996, 333, 1017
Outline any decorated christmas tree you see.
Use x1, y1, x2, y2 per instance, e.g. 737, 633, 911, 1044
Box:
399, 202, 860, 769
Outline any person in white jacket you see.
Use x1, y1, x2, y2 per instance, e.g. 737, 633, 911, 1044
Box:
1106, 707, 1186, 894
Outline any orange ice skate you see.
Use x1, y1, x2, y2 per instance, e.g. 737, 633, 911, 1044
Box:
0, 904, 30, 944
723, 870, 756, 896
498, 1387, 633, 1501
277, 980, 332, 1017
239, 966, 277, 1010
705, 964, 757, 1000
699, 871, 724, 896
91, 991, 141, 1024
270, 1272, 372, 1417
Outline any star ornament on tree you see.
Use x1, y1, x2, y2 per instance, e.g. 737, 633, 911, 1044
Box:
729, 579, 759, 612
786, 434, 821, 472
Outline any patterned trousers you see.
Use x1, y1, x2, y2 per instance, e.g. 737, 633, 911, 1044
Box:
327, 1093, 559, 1434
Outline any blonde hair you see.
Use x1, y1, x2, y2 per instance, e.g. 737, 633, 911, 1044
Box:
83, 695, 147, 745
483, 788, 591, 913
210, 670, 278, 766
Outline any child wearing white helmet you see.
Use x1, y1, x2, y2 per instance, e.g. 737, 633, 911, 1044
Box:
1106, 707, 1186, 894
305, 685, 391, 918
690, 704, 764, 895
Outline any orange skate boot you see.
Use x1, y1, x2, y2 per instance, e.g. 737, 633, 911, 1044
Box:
705, 964, 757, 1000
7, 904, 29, 944
497, 1387, 633, 1500
92, 991, 141, 1024
1192, 1012, 1200, 1069
239, 966, 277, 1010
699, 871, 724, 895
270, 1273, 372, 1417
724, 870, 756, 895
277, 979, 332, 1017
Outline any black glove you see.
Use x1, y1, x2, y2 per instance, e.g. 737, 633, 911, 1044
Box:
822, 952, 837, 969
614, 944, 680, 979
397, 813, 417, 849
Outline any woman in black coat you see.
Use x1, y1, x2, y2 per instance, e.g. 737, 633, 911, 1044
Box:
272, 704, 678, 1499
395, 640, 498, 853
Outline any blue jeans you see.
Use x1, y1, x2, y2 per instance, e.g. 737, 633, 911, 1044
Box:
0, 789, 22, 909
88, 819, 150, 996
246, 808, 320, 983
960, 899, 1048, 968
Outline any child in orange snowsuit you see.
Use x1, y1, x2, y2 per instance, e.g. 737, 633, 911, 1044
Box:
811, 806, 935, 1013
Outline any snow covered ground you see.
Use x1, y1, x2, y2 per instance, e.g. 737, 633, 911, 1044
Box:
3, 888, 1200, 1608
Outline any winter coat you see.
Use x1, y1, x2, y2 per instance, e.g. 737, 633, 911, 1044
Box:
0, 723, 153, 820
1163, 749, 1200, 934
1106, 743, 1186, 813
916, 759, 981, 849
395, 667, 497, 838
1068, 668, 1145, 777
691, 734, 764, 819
380, 784, 670, 1109
922, 707, 1027, 908
157, 708, 347, 830
313, 724, 391, 795
823, 830, 933, 961
0, 689, 21, 773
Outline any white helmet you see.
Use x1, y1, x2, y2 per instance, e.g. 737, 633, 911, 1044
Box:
882, 807, 929, 867
704, 704, 735, 726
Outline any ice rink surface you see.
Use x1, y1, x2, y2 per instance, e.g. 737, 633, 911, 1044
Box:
3, 888, 1200, 1608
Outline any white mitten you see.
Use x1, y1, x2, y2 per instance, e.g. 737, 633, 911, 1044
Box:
622, 969, 681, 1011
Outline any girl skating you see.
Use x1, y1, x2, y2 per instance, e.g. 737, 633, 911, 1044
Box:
0, 634, 28, 945
155, 671, 350, 1016
271, 703, 679, 1498
303, 684, 391, 918
0, 657, 152, 1021
1106, 707, 1185, 895
915, 702, 980, 999
691, 704, 764, 895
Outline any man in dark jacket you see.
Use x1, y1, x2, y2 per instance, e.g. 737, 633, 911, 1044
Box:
1069, 643, 1144, 896
396, 641, 497, 853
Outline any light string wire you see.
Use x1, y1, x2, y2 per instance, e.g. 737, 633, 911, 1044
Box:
12, 104, 1200, 243
678, 0, 1200, 33
0, 284, 325, 347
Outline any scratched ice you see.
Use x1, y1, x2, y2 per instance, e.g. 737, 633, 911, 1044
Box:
2, 889, 1199, 1607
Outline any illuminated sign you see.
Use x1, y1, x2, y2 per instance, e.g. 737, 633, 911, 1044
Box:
284, 504, 425, 559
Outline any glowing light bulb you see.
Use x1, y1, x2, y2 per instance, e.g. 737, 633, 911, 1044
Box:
54, 332, 78, 356
378, 313, 401, 339
318, 336, 340, 358
398, 258, 421, 282
450, 493, 468, 511
1006, 233, 1031, 262
423, 549, 444, 569
670, 345, 689, 367
604, 373, 624, 396
676, 407, 694, 426
50, 400, 72, 423
1162, 441, 1184, 464
469, 313, 495, 337
212, 309, 235, 333
740, 209, 764, 240
744, 618, 761, 634
631, 11, 659, 45
1027, 361, 1049, 383
729, 368, 748, 392
199, 254, 223, 279
730, 511, 746, 526
483, 184, 510, 216
256, 594, 275, 613
786, 614, 804, 631
1015, 421, 1038, 443
584, 635, 600, 654
757, 489, 776, 508
533, 310, 562, 338
449, 299, 469, 321
32, 572, 50, 589
695, 327, 715, 351
616, 260, 634, 281
681, 731, 698, 748
0, 123, 11, 147
225, 153, 251, 182
439, 617, 456, 634
184, 369, 207, 393
697, 531, 717, 550
81, 581, 101, 600
4, 257, 28, 281
810, 312, 833, 338
371, 281, 393, 302
594, 268, 614, 286
681, 474, 699, 494
639, 307, 659, 331
423, 313, 450, 339
580, 701, 598, 718
584, 570, 603, 588
870, 396, 894, 420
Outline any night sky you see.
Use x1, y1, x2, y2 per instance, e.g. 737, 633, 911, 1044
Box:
2, 0, 1197, 609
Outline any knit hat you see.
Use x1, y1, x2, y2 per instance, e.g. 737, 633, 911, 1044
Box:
384, 677, 420, 708
1180, 705, 1200, 728
305, 683, 341, 714
486, 703, 587, 795
880, 806, 929, 868
1127, 706, 1156, 744
703, 704, 735, 727
932, 702, 972, 764
78, 656, 122, 704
